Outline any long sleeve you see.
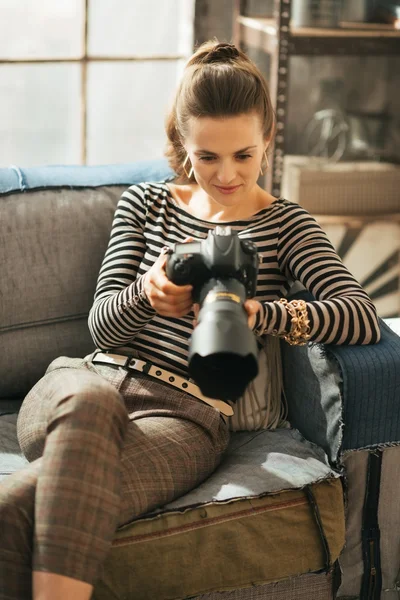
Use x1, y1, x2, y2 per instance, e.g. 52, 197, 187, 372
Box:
253, 202, 381, 345
88, 186, 157, 350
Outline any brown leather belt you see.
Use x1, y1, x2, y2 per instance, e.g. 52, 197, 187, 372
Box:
91, 351, 234, 417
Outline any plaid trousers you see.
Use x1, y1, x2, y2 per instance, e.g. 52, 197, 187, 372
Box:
0, 354, 230, 599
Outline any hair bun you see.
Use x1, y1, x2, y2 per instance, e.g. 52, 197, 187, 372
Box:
203, 43, 240, 64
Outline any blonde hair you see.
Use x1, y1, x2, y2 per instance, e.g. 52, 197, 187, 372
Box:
165, 40, 276, 182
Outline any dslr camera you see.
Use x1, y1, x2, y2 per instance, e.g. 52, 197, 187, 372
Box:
166, 226, 259, 401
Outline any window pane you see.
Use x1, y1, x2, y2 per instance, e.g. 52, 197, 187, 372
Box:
0, 0, 85, 59
0, 64, 82, 167
88, 0, 194, 56
87, 61, 183, 164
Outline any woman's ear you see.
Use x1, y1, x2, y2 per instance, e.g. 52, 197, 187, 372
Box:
264, 137, 271, 152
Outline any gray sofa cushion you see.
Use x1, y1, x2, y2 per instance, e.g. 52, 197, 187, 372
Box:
1, 186, 124, 398
1, 160, 175, 402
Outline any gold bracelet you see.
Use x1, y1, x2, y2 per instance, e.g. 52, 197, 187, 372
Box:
277, 298, 311, 346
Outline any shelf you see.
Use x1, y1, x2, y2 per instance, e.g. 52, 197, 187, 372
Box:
237, 17, 400, 55
234, 0, 400, 195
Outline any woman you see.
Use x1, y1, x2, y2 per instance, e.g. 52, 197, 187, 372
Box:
0, 41, 380, 600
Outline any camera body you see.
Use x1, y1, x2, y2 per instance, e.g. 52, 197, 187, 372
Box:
166, 226, 258, 302
165, 227, 260, 402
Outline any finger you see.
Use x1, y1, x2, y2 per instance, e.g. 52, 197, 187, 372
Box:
154, 281, 193, 297
243, 299, 261, 330
191, 303, 200, 328
156, 300, 194, 317
248, 316, 256, 329
158, 251, 169, 266
154, 267, 193, 295
149, 289, 193, 310
169, 295, 195, 310
244, 299, 260, 315
145, 283, 192, 309
149, 253, 168, 284
152, 289, 194, 307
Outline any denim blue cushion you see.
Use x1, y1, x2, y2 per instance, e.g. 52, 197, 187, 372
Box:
0, 160, 174, 194
326, 319, 400, 451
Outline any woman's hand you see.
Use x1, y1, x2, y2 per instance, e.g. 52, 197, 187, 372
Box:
143, 251, 193, 317
192, 298, 262, 329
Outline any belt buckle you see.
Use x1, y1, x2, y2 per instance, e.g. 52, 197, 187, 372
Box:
126, 357, 152, 375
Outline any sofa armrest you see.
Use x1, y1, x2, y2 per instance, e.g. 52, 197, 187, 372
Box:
281, 318, 400, 464
281, 340, 343, 465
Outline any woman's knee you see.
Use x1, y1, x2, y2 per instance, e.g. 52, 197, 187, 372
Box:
26, 368, 125, 416
47, 370, 128, 437
18, 368, 127, 461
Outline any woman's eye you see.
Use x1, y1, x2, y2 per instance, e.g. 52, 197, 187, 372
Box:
198, 154, 252, 162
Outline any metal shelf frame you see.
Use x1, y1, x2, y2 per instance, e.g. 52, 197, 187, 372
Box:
233, 0, 400, 196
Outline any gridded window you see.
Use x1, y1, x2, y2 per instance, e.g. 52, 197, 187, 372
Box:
0, 0, 194, 167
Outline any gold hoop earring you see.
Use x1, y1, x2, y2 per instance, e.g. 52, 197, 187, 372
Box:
182, 154, 194, 179
260, 151, 269, 176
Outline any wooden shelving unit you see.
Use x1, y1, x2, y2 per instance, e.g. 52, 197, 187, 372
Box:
233, 0, 400, 196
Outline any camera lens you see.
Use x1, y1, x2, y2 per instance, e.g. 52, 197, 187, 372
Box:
188, 278, 258, 401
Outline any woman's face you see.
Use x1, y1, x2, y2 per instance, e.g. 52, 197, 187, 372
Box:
184, 112, 268, 206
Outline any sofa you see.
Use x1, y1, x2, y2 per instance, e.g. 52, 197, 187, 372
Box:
1, 160, 400, 600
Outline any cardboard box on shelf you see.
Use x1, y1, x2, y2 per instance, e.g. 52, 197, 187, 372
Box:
281, 156, 400, 216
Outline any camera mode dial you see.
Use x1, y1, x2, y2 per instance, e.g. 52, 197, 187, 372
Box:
170, 256, 192, 284
241, 240, 257, 254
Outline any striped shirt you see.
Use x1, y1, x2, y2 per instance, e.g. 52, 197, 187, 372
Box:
88, 182, 381, 377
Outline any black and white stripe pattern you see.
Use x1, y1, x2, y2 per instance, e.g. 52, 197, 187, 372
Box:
88, 183, 381, 376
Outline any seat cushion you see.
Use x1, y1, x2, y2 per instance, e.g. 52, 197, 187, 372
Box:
0, 414, 27, 479
94, 479, 344, 600
92, 429, 344, 600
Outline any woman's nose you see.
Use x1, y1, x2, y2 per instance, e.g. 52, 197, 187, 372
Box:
216, 161, 236, 184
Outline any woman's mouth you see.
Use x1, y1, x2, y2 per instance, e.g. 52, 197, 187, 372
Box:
215, 185, 241, 195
